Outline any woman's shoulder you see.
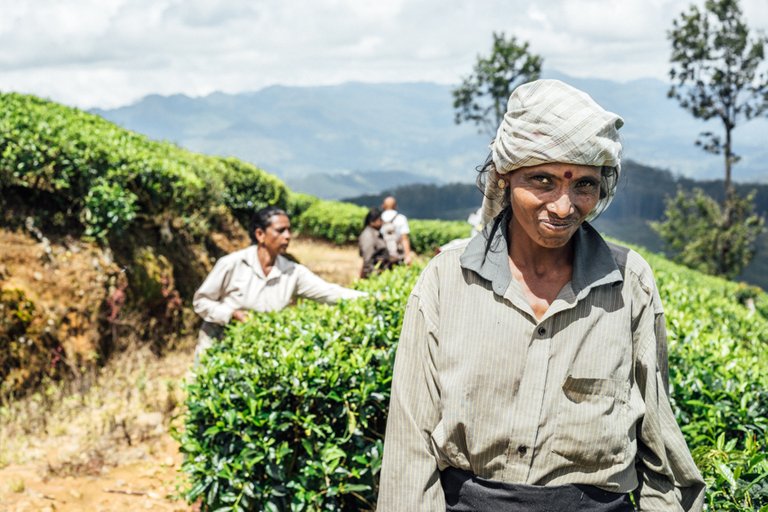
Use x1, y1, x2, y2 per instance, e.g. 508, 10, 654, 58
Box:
605, 241, 656, 292
212, 245, 255, 267
359, 225, 378, 239
414, 238, 471, 288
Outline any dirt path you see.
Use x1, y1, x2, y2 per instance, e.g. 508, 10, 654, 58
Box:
0, 237, 362, 512
1, 436, 186, 511
0, 347, 193, 512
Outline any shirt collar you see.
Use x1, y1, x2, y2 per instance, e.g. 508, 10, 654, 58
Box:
459, 208, 622, 300
242, 246, 291, 280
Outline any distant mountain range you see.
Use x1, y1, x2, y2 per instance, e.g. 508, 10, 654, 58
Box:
92, 71, 768, 199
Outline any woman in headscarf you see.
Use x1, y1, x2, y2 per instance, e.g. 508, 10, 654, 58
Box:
377, 80, 705, 511
192, 205, 365, 363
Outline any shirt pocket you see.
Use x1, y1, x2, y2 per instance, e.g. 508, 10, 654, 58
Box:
551, 376, 629, 467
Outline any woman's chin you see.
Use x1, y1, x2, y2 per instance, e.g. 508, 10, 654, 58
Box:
534, 225, 579, 248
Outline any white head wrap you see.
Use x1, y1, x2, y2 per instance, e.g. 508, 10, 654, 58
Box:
481, 79, 624, 225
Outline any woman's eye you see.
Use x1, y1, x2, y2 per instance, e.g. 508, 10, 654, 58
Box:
532, 175, 552, 185
576, 179, 598, 189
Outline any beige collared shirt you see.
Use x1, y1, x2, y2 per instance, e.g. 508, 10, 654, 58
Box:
193, 246, 365, 325
377, 211, 705, 511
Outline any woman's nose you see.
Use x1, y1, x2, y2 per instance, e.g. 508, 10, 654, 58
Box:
547, 191, 575, 217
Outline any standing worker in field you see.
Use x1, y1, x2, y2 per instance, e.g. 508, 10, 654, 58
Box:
192, 205, 366, 364
359, 207, 396, 278
380, 195, 413, 265
377, 79, 705, 511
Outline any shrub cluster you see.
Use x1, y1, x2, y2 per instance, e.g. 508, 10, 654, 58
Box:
181, 246, 768, 511
0, 93, 287, 240
179, 264, 418, 511
647, 252, 768, 510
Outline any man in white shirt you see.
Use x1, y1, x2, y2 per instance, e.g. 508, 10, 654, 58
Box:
192, 206, 365, 363
380, 196, 413, 265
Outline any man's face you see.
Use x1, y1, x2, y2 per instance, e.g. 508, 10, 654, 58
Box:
255, 214, 292, 255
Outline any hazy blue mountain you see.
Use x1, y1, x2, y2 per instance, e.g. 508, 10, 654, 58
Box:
285, 170, 439, 200
93, 82, 486, 194
93, 72, 768, 199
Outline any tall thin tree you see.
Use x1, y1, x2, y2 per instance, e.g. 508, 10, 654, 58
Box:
668, 0, 768, 200
659, 0, 768, 278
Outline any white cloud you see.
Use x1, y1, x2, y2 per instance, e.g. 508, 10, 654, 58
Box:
0, 0, 766, 108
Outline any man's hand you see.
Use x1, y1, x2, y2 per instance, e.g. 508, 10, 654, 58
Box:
231, 310, 250, 322
402, 235, 413, 266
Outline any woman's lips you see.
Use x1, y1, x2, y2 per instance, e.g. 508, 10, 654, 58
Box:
540, 217, 576, 230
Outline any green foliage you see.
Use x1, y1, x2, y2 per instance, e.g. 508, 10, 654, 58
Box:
409, 219, 472, 255
452, 32, 542, 136
179, 265, 418, 511
0, 92, 287, 240
217, 157, 288, 228
293, 198, 472, 252
181, 242, 768, 511
668, 0, 768, 192
285, 192, 320, 220
81, 177, 138, 238
652, 188, 764, 278
645, 250, 768, 510
293, 200, 366, 245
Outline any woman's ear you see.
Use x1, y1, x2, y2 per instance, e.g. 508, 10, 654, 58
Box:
254, 228, 266, 245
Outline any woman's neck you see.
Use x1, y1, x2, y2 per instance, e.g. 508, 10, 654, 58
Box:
506, 225, 574, 278
257, 245, 278, 275
506, 218, 575, 321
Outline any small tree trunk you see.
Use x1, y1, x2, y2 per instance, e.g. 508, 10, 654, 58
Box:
719, 125, 735, 276
724, 125, 734, 201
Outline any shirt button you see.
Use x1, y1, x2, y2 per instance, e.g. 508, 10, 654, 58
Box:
537, 326, 546, 336
517, 445, 528, 456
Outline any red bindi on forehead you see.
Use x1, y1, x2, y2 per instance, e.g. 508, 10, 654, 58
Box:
564, 171, 573, 179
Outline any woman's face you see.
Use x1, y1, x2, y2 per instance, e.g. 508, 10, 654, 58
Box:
255, 214, 292, 255
504, 162, 601, 249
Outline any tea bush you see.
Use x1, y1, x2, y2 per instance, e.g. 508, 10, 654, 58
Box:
408, 219, 473, 254
0, 92, 287, 239
179, 265, 418, 511
181, 245, 768, 511
285, 191, 320, 220
645, 252, 768, 510
293, 200, 366, 245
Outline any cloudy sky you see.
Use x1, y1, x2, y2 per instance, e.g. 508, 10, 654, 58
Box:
2, 0, 767, 109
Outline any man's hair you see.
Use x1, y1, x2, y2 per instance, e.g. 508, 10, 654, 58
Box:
249, 205, 288, 243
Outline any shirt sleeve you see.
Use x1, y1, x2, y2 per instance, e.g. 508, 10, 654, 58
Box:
395, 213, 410, 235
294, 264, 366, 303
192, 256, 238, 325
633, 275, 706, 512
377, 268, 444, 511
